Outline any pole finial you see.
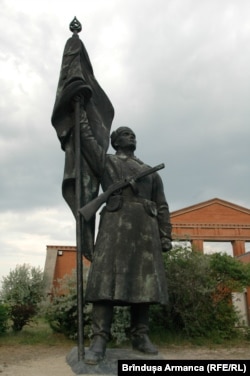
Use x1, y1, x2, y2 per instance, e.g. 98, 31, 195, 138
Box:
70, 17, 82, 34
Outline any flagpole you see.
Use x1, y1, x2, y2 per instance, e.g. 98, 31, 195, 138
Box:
70, 17, 85, 361
52, 16, 114, 363
75, 98, 85, 361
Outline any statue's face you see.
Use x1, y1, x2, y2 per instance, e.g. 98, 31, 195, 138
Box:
116, 128, 136, 150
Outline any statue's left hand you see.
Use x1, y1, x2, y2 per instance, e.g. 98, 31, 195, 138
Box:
161, 238, 172, 252
84, 251, 93, 262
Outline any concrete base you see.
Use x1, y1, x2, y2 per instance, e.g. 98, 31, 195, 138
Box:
66, 347, 166, 375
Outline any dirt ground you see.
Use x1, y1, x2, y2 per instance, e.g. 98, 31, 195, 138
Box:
0, 343, 249, 375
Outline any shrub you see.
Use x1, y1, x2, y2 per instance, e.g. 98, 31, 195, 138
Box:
9, 304, 37, 332
111, 307, 130, 344
156, 246, 250, 340
44, 270, 131, 344
0, 303, 9, 335
44, 270, 92, 340
0, 264, 46, 331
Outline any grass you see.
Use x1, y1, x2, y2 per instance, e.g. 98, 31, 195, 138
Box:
109, 326, 250, 350
150, 326, 250, 349
0, 317, 75, 347
1, 317, 250, 351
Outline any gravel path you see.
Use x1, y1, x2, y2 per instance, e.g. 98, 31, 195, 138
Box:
0, 344, 249, 375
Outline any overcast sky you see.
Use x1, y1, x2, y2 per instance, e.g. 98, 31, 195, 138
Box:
0, 0, 250, 283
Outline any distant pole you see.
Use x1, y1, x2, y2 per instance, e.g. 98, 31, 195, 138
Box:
70, 17, 85, 361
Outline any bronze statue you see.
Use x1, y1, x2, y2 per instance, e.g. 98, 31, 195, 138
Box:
79, 122, 172, 364
52, 18, 172, 365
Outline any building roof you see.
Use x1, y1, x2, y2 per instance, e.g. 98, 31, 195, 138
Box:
171, 197, 250, 224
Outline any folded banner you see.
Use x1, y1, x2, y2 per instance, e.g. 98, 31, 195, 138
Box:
51, 25, 114, 259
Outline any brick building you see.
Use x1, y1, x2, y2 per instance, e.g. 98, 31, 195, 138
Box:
171, 197, 250, 325
171, 197, 250, 256
43, 245, 90, 294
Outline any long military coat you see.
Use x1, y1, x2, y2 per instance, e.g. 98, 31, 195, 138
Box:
81, 122, 172, 305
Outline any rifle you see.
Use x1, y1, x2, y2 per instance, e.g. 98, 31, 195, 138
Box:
79, 163, 165, 222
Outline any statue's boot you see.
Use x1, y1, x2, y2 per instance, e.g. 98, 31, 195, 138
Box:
130, 304, 158, 355
84, 302, 113, 365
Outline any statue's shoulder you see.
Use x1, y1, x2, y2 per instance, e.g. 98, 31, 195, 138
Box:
106, 153, 117, 161
106, 153, 115, 158
105, 153, 121, 166
106, 154, 124, 162
106, 153, 150, 168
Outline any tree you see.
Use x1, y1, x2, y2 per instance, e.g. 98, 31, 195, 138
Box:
0, 264, 46, 331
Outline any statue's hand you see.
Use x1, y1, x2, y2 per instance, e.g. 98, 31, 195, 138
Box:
71, 93, 86, 109
161, 238, 172, 252
84, 251, 93, 262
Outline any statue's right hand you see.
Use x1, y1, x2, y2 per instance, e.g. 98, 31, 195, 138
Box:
72, 93, 84, 106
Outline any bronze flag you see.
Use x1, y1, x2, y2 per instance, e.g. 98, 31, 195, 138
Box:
51, 23, 114, 260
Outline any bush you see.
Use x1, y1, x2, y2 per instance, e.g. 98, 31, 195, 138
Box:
163, 247, 216, 337
0, 303, 9, 335
44, 270, 92, 340
155, 246, 250, 340
111, 307, 130, 344
0, 264, 46, 331
44, 271, 131, 344
9, 304, 37, 332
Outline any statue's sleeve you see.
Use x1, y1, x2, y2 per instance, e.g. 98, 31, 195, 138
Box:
80, 110, 106, 178
152, 173, 172, 246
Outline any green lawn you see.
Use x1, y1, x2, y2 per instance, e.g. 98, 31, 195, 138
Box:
0, 318, 75, 346
1, 317, 250, 350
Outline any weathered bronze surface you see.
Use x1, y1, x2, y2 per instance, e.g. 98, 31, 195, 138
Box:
82, 125, 172, 365
51, 17, 114, 362
80, 125, 172, 304
52, 18, 172, 367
